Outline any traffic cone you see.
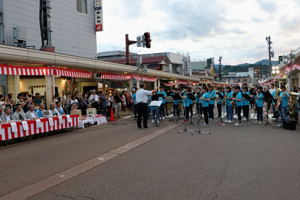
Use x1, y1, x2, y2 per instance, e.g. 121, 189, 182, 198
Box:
110, 107, 115, 121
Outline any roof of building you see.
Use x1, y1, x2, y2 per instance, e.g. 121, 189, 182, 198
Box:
101, 56, 170, 65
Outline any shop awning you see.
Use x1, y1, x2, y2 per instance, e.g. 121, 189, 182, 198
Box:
285, 64, 300, 73
131, 75, 157, 82
99, 73, 157, 82
54, 67, 92, 78
100, 73, 132, 80
0, 64, 54, 76
0, 64, 92, 78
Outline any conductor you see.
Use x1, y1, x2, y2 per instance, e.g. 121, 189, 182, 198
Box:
136, 84, 154, 129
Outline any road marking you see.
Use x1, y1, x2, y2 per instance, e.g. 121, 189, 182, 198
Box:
0, 124, 177, 200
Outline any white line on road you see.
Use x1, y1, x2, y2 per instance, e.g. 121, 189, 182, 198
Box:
0, 124, 178, 200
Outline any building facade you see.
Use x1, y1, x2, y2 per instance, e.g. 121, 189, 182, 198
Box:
220, 72, 251, 84
0, 0, 97, 58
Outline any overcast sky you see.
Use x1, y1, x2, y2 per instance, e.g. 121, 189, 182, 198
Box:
97, 0, 300, 65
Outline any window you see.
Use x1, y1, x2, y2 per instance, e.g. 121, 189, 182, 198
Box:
77, 0, 88, 14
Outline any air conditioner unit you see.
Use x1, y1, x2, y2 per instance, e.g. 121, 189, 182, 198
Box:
13, 26, 27, 47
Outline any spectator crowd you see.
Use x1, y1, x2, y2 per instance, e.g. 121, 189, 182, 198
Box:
0, 89, 135, 123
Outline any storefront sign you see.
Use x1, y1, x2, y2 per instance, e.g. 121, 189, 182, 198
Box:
95, 0, 103, 32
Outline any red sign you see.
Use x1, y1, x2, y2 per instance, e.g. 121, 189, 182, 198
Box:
95, 24, 103, 32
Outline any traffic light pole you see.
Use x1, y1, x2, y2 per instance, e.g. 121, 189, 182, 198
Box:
125, 34, 137, 65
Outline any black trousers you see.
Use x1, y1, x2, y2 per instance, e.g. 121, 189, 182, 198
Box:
217, 104, 222, 118
196, 103, 200, 114
184, 106, 190, 120
189, 104, 194, 118
133, 104, 138, 118
237, 106, 242, 123
137, 103, 148, 128
257, 107, 263, 122
202, 106, 209, 124
173, 104, 180, 117
209, 104, 214, 119
199, 103, 203, 115
243, 105, 249, 120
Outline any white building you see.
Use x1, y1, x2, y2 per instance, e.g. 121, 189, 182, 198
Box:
0, 0, 97, 58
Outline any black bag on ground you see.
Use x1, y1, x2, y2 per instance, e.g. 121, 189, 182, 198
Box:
282, 120, 297, 130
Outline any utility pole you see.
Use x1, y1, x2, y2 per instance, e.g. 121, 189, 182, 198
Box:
218, 56, 222, 82
266, 36, 274, 77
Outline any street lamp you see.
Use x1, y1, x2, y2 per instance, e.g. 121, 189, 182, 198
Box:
266, 36, 274, 77
218, 56, 222, 81
272, 66, 280, 75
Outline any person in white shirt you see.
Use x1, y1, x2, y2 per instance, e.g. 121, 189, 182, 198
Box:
89, 90, 99, 103
1, 106, 13, 122
26, 104, 38, 120
136, 84, 154, 129
12, 104, 27, 121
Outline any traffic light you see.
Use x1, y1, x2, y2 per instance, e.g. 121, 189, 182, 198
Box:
95, 72, 102, 78
144, 32, 151, 48
279, 56, 283, 62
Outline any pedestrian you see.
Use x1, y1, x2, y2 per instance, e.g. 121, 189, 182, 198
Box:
135, 84, 153, 129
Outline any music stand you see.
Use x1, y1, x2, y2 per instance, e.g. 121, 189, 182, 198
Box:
177, 113, 211, 135
149, 101, 163, 127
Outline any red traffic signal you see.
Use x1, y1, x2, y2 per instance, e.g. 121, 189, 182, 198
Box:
144, 32, 151, 48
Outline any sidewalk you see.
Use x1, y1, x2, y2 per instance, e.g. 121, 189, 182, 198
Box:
0, 118, 171, 197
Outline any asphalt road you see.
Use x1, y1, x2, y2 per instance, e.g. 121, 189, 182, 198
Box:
0, 119, 171, 197
21, 119, 300, 200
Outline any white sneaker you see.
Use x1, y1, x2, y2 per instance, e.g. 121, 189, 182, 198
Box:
209, 118, 213, 121
228, 120, 232, 124
152, 120, 155, 123
258, 121, 262, 125
277, 123, 282, 127
242, 118, 247, 121
224, 119, 228, 123
234, 122, 241, 126
162, 117, 165, 120
202, 123, 208, 126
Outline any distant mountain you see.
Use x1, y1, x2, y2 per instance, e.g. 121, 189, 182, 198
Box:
214, 59, 279, 75
254, 59, 279, 66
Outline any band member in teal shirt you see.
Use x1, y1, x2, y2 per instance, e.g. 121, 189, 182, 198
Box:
242, 87, 251, 121
224, 87, 233, 123
216, 87, 224, 120
255, 87, 264, 124
278, 86, 290, 125
201, 87, 210, 126
233, 86, 243, 126
208, 86, 216, 120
